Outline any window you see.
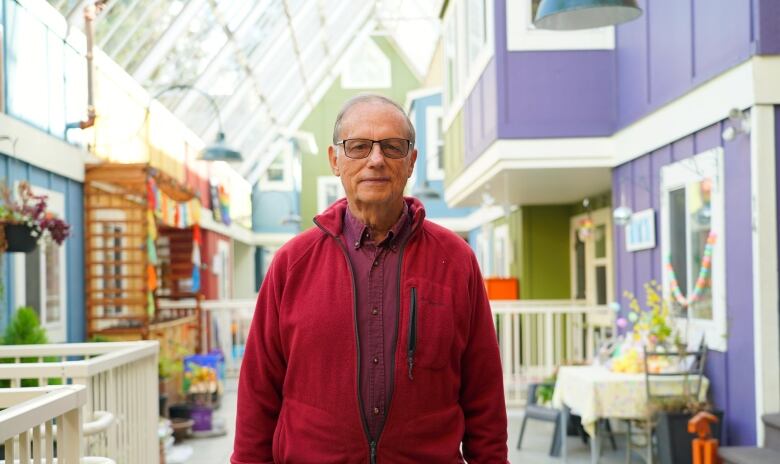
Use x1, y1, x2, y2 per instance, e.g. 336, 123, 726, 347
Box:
259, 144, 296, 191
425, 106, 445, 181
317, 176, 345, 213
442, 0, 494, 118
341, 38, 391, 89
493, 224, 511, 277
661, 148, 726, 351
505, 0, 614, 51
12, 186, 67, 342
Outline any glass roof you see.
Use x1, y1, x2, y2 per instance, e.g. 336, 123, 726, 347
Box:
48, 0, 441, 182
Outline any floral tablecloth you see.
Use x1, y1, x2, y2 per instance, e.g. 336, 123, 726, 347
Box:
551, 365, 709, 436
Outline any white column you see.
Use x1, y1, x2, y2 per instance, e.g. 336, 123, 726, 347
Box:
751, 104, 780, 444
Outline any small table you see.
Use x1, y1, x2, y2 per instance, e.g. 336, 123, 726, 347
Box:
552, 365, 708, 463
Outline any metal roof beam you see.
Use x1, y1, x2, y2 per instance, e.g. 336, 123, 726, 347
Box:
130, 0, 207, 82
98, 0, 145, 49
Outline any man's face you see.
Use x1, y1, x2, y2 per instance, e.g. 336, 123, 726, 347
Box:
328, 101, 417, 209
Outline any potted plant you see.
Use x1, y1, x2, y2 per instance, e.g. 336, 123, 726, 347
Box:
0, 181, 70, 252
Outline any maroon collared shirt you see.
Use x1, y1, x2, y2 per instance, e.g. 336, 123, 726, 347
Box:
341, 203, 412, 441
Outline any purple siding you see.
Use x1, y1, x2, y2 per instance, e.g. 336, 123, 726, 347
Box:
493, 0, 615, 139
756, 0, 780, 54
613, 121, 756, 445
616, 0, 752, 128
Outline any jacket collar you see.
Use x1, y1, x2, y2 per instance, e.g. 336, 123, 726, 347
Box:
314, 196, 426, 238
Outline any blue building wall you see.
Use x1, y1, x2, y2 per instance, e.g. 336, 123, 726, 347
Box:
0, 154, 85, 342
409, 92, 475, 219
252, 188, 299, 235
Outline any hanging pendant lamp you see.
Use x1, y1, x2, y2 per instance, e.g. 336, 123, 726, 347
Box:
534, 0, 642, 31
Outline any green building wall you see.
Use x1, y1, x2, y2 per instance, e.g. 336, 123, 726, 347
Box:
298, 37, 421, 227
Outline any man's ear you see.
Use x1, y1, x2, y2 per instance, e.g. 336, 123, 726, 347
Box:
328, 145, 340, 176
407, 147, 418, 178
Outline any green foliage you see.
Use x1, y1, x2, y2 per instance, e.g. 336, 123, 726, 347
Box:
0, 307, 61, 387
2, 307, 48, 345
158, 354, 183, 379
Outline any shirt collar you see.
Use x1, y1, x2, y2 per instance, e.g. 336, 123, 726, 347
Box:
344, 202, 410, 250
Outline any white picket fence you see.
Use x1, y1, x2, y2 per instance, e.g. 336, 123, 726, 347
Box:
0, 341, 159, 464
491, 300, 613, 407
0, 385, 86, 463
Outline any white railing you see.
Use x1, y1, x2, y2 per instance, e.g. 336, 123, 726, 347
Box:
200, 299, 255, 377
491, 300, 613, 407
0, 385, 86, 463
0, 341, 159, 464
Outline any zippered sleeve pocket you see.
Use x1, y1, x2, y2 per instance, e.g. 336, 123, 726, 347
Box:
406, 281, 454, 371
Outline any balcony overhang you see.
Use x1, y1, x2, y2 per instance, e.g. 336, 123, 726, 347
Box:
445, 138, 613, 207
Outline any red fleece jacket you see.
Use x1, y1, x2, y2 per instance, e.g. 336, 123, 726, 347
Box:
232, 198, 508, 463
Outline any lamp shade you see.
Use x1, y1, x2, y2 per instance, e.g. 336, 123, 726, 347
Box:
199, 132, 243, 162
534, 0, 642, 30
412, 181, 441, 200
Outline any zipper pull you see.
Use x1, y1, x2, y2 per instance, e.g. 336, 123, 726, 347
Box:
370, 441, 377, 464
407, 287, 417, 381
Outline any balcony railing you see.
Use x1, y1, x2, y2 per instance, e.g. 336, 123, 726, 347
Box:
491, 300, 613, 407
0, 341, 159, 464
0, 385, 86, 463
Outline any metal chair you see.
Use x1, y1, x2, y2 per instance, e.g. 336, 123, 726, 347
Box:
625, 344, 708, 463
517, 383, 617, 457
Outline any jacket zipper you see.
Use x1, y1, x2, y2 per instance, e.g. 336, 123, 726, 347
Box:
314, 216, 421, 463
407, 287, 417, 380
314, 219, 375, 461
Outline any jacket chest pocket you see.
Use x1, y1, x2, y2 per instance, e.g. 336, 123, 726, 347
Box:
407, 281, 454, 373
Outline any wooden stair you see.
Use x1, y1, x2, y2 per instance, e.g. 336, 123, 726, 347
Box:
719, 413, 780, 463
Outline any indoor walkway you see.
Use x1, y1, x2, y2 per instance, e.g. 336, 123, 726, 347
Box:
174, 378, 626, 463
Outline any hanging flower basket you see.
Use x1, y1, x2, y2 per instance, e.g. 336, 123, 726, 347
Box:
1, 223, 38, 253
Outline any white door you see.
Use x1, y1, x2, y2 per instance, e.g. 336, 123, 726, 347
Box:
570, 208, 614, 306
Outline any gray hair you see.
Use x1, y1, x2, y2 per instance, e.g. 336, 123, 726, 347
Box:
331, 94, 416, 147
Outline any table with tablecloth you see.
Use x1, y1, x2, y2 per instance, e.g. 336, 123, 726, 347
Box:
551, 365, 708, 462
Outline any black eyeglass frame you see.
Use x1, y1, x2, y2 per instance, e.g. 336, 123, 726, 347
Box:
335, 138, 413, 159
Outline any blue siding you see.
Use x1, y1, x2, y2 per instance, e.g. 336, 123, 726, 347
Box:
0, 153, 85, 342
252, 188, 299, 234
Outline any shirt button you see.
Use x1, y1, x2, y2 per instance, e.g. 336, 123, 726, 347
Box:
373, 260, 379, 267
371, 308, 379, 315
372, 356, 379, 364
373, 407, 380, 415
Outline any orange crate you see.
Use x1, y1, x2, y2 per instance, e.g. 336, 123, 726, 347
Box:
485, 277, 519, 300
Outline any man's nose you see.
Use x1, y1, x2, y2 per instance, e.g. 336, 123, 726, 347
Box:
366, 142, 386, 165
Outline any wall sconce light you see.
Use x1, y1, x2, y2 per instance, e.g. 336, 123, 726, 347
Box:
412, 180, 441, 200
721, 108, 750, 141
613, 205, 633, 226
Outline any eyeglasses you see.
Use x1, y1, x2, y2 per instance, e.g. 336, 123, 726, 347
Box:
336, 138, 412, 159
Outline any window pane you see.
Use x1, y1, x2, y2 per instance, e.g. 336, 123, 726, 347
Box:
575, 233, 586, 300
25, 248, 42, 318
595, 224, 606, 258
6, 2, 50, 131
596, 265, 607, 305
688, 178, 713, 320
669, 187, 688, 314
45, 243, 62, 324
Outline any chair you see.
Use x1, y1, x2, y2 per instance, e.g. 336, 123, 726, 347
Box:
517, 383, 617, 457
625, 344, 708, 463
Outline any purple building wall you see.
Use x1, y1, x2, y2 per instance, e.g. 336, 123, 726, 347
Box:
755, 0, 780, 55
616, 0, 753, 128
464, 58, 499, 167
612, 120, 756, 446
493, 0, 616, 139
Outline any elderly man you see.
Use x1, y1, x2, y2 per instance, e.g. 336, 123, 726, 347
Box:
232, 94, 508, 463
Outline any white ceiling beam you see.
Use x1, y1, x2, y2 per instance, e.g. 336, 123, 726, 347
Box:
97, 0, 144, 49
130, 0, 207, 82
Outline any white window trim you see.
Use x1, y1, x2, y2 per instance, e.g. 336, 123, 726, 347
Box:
493, 224, 512, 277
425, 105, 445, 181
317, 176, 345, 213
340, 37, 392, 89
259, 144, 295, 191
443, 0, 495, 129
505, 0, 614, 52
12, 185, 68, 343
660, 147, 727, 352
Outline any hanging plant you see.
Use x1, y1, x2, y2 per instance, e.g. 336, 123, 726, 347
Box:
0, 181, 71, 253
